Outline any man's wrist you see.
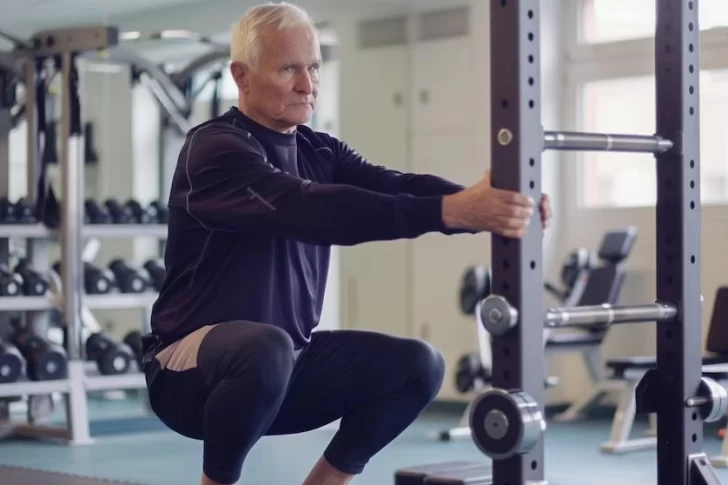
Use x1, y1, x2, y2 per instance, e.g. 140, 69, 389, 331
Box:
441, 194, 462, 230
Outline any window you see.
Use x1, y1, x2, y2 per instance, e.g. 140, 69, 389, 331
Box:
581, 0, 728, 44
580, 69, 728, 207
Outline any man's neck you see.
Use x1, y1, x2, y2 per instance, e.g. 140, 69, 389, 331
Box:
237, 104, 296, 134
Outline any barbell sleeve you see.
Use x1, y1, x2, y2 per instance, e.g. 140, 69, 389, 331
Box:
544, 303, 679, 329
478, 295, 680, 336
543, 131, 674, 153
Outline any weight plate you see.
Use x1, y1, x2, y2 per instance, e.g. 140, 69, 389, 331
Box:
0, 353, 23, 383
699, 377, 728, 423
477, 296, 519, 336
469, 388, 545, 460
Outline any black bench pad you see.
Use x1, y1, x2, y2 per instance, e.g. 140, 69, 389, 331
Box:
606, 355, 728, 379
546, 332, 603, 347
424, 464, 493, 484
395, 462, 489, 485
0, 465, 142, 485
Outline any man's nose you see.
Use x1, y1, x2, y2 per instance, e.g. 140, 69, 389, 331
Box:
296, 72, 314, 94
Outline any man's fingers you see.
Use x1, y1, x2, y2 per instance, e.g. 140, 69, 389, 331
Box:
499, 227, 528, 239
506, 204, 534, 220
497, 189, 534, 208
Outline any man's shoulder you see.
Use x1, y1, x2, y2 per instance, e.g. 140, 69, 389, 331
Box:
295, 124, 340, 152
187, 117, 262, 154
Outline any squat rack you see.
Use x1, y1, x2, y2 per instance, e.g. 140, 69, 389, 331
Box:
471, 1, 722, 484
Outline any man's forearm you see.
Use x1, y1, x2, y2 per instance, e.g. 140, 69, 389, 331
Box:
391, 172, 466, 197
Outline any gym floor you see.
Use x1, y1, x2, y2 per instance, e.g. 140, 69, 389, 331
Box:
1, 396, 728, 485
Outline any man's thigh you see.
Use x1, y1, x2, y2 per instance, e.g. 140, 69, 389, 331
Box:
266, 329, 432, 435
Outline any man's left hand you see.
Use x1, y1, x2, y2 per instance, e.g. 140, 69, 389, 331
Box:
539, 194, 552, 230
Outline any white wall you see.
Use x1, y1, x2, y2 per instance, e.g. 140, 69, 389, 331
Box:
335, 0, 568, 402
550, 9, 728, 406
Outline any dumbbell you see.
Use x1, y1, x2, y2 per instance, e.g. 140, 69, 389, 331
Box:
124, 199, 156, 224
0, 338, 26, 384
85, 262, 116, 294
14, 198, 36, 223
454, 352, 488, 394
0, 263, 22, 296
14, 259, 48, 296
0, 197, 12, 223
123, 330, 143, 367
143, 259, 166, 291
52, 261, 116, 294
108, 259, 149, 293
85, 333, 134, 375
459, 266, 492, 316
0, 196, 36, 224
84, 199, 112, 224
10, 329, 68, 381
149, 200, 168, 224
105, 198, 135, 224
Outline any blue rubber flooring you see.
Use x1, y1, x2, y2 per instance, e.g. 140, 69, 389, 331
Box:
1, 397, 727, 485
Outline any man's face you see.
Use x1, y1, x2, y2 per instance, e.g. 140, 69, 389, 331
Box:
232, 23, 321, 132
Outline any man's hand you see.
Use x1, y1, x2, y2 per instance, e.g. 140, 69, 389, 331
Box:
442, 170, 551, 238
539, 193, 552, 230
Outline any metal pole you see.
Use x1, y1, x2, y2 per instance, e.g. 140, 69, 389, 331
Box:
653, 1, 704, 483
544, 303, 679, 328
543, 131, 673, 153
24, 62, 37, 202
59, 51, 83, 362
489, 1, 545, 483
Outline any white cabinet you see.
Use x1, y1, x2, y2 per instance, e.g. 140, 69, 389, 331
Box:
338, 29, 412, 337
410, 39, 474, 134
339, 44, 409, 138
410, 131, 490, 400
338, 132, 410, 337
337, 6, 490, 401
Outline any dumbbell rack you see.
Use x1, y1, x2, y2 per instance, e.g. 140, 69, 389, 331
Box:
0, 27, 162, 445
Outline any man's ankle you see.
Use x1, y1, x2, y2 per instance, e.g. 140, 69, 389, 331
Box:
302, 456, 355, 485
201, 472, 224, 485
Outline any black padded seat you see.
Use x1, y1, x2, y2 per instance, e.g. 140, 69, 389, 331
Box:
606, 354, 728, 379
701, 363, 728, 381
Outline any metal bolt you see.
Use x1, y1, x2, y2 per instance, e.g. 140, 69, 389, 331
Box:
489, 308, 503, 323
498, 128, 513, 146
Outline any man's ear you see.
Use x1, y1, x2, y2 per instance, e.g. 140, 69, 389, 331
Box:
230, 62, 249, 93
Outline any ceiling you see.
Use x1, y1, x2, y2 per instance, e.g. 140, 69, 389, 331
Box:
1, 0, 207, 37
0, 0, 466, 62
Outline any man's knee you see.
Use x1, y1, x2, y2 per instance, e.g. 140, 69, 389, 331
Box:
201, 322, 295, 397
401, 339, 446, 401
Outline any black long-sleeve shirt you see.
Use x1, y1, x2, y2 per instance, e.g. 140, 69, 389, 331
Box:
149, 107, 466, 349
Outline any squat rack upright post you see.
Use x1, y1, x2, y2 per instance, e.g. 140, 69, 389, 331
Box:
475, 0, 723, 484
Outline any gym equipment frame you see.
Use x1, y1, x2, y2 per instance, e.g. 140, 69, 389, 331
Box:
473, 1, 721, 484
397, 1, 725, 484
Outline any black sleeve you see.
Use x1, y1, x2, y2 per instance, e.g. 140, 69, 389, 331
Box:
331, 138, 466, 196
329, 138, 474, 235
181, 133, 449, 246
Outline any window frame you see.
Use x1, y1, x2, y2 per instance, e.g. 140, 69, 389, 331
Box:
564, 0, 728, 211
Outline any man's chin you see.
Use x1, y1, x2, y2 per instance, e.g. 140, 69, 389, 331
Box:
286, 105, 314, 124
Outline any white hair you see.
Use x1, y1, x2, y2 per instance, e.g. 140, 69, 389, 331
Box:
231, 2, 316, 68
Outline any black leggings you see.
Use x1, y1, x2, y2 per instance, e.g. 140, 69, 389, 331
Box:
144, 321, 445, 484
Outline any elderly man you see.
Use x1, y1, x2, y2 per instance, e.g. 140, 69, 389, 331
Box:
141, 2, 552, 485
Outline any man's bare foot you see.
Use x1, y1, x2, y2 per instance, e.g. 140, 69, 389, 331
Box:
302, 456, 355, 485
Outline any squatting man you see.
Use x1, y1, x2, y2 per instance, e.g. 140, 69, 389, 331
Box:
139, 2, 552, 485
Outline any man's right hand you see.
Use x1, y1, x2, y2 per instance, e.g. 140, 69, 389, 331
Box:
442, 170, 535, 238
